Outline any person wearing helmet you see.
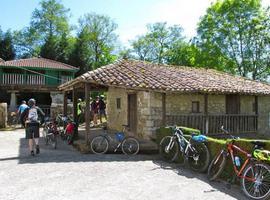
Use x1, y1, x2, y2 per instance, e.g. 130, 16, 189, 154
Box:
77, 98, 82, 123
20, 98, 45, 156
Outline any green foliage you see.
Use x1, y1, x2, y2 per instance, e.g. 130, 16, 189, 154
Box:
130, 22, 185, 64
197, 0, 270, 80
0, 28, 16, 60
70, 13, 118, 74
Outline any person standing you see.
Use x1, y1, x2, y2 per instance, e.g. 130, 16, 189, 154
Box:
91, 97, 99, 125
20, 98, 45, 156
99, 95, 107, 123
17, 100, 28, 126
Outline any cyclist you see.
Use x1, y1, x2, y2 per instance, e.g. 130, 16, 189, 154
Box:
20, 98, 45, 156
91, 97, 99, 125
77, 98, 82, 123
17, 100, 28, 126
99, 95, 107, 123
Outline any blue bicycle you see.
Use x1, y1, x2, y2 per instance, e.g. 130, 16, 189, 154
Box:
90, 125, 140, 155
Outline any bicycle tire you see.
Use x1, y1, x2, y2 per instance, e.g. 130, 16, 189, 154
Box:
121, 137, 140, 155
42, 127, 49, 145
50, 135, 57, 149
207, 150, 227, 181
241, 162, 270, 200
186, 141, 210, 172
159, 136, 179, 162
90, 136, 109, 154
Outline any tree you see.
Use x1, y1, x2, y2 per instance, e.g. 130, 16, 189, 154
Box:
14, 0, 71, 59
70, 13, 118, 74
0, 29, 16, 60
197, 0, 270, 80
31, 0, 70, 38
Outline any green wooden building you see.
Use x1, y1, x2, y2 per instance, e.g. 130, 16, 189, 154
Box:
0, 57, 78, 114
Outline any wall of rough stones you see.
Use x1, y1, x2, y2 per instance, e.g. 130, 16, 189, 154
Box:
257, 96, 270, 135
107, 86, 268, 138
0, 103, 7, 128
107, 87, 128, 131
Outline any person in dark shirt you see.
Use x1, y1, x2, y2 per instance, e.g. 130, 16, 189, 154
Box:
91, 97, 99, 125
99, 95, 107, 123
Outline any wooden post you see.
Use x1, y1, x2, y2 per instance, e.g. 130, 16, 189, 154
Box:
72, 87, 78, 138
63, 91, 67, 116
204, 94, 209, 135
85, 83, 90, 142
255, 96, 258, 132
162, 93, 166, 126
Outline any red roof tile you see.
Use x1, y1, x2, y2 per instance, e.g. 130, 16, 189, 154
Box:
0, 57, 78, 71
59, 59, 270, 95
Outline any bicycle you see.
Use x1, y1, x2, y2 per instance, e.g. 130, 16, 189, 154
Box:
207, 126, 270, 200
89, 125, 140, 155
159, 126, 210, 172
42, 117, 59, 149
8, 112, 18, 128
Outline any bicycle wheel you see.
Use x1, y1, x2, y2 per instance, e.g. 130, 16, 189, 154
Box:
207, 150, 227, 181
121, 137, 140, 155
159, 136, 180, 162
90, 136, 109, 154
241, 162, 270, 200
186, 142, 210, 172
50, 134, 57, 149
42, 127, 49, 145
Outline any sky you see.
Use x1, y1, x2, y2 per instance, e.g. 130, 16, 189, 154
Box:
1, 0, 270, 46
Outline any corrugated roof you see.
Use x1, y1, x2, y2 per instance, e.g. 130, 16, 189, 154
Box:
0, 57, 78, 71
59, 59, 270, 95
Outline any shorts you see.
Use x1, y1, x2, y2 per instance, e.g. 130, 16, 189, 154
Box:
99, 109, 106, 115
25, 122, 40, 139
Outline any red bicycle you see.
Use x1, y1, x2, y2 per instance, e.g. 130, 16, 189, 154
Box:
208, 127, 270, 200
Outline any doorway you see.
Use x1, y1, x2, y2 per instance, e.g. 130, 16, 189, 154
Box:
128, 94, 137, 134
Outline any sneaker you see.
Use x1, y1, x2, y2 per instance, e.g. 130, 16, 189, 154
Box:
36, 145, 40, 154
31, 151, 35, 156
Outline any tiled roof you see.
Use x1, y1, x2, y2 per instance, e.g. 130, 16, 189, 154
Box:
0, 57, 78, 71
59, 59, 270, 95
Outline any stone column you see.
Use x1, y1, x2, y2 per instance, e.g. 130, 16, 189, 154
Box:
50, 92, 64, 118
9, 92, 17, 112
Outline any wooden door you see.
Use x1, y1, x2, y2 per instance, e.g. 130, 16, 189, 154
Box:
128, 94, 137, 134
226, 95, 240, 114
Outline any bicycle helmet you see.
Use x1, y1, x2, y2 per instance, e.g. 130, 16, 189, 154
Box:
28, 98, 36, 107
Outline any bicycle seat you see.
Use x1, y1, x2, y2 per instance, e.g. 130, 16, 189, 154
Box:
122, 124, 129, 127
251, 141, 266, 148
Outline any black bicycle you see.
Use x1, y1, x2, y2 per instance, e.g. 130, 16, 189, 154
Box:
159, 126, 210, 172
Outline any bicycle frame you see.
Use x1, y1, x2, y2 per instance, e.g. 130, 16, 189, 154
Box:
225, 142, 255, 182
102, 132, 123, 152
167, 129, 195, 155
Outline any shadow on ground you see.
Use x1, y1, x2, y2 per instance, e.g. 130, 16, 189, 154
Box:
152, 159, 247, 200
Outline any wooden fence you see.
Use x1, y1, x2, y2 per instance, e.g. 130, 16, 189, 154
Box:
166, 114, 258, 134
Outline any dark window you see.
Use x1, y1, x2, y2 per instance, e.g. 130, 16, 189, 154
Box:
192, 101, 200, 113
116, 98, 121, 109
226, 95, 240, 114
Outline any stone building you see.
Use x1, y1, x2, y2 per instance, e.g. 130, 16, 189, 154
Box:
59, 60, 270, 140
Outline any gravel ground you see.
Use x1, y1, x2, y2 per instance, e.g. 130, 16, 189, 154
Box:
0, 129, 247, 200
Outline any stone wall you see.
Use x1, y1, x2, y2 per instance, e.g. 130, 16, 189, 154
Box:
50, 103, 73, 119
0, 103, 7, 128
208, 95, 226, 114
257, 96, 270, 135
107, 87, 128, 131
